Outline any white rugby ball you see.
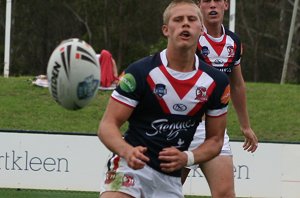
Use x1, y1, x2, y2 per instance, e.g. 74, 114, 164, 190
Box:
47, 38, 100, 110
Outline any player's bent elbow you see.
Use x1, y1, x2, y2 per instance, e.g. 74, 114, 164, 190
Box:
97, 121, 107, 141
214, 138, 224, 156
218, 138, 224, 155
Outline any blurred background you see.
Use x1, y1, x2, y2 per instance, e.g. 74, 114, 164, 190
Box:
0, 0, 299, 83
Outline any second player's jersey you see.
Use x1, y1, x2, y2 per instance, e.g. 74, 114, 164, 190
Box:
197, 25, 242, 74
111, 49, 230, 177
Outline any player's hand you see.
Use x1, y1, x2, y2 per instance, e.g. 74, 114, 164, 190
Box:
159, 147, 187, 173
124, 146, 149, 170
241, 127, 258, 153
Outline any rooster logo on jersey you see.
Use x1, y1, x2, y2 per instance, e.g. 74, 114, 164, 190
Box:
195, 86, 208, 102
227, 46, 235, 57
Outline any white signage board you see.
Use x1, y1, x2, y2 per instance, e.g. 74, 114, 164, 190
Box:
0, 131, 300, 198
0, 132, 109, 191
184, 142, 289, 197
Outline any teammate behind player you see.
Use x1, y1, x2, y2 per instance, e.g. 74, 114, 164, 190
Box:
181, 1, 259, 198
98, 0, 231, 197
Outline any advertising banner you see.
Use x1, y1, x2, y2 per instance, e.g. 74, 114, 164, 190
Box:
0, 131, 299, 197
0, 132, 108, 191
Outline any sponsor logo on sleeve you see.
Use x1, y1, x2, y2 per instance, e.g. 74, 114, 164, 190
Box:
221, 85, 231, 104
119, 73, 136, 93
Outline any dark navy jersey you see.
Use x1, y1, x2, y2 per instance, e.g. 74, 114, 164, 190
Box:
197, 25, 242, 75
112, 49, 230, 177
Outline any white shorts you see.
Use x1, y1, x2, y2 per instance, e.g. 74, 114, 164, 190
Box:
100, 154, 184, 198
187, 121, 232, 169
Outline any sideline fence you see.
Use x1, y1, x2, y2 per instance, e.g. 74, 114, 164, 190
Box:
0, 130, 299, 198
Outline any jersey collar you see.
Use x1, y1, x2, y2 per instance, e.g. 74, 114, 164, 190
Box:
203, 24, 225, 42
160, 49, 199, 71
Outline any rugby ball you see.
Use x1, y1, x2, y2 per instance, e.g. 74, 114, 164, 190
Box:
47, 38, 100, 110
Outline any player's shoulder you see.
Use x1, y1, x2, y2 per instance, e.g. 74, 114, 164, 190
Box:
127, 53, 160, 71
198, 59, 229, 84
224, 27, 241, 43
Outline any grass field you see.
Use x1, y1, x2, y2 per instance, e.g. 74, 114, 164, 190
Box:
0, 188, 208, 198
0, 76, 300, 198
1, 76, 299, 142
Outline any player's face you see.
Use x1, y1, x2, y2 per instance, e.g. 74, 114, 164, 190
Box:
198, 0, 228, 26
162, 3, 202, 49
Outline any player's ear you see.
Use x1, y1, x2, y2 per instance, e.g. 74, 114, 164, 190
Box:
224, 0, 229, 11
200, 24, 204, 36
197, 0, 201, 7
162, 24, 169, 37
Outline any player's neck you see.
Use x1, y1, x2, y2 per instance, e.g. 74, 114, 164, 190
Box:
204, 23, 223, 38
166, 48, 195, 72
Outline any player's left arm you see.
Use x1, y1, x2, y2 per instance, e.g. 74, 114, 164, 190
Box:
229, 64, 258, 152
193, 114, 226, 163
158, 115, 226, 173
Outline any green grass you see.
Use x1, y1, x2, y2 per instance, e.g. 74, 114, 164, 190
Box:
229, 82, 300, 142
0, 76, 300, 198
0, 188, 207, 198
0, 189, 98, 198
0, 76, 109, 134
1, 77, 299, 142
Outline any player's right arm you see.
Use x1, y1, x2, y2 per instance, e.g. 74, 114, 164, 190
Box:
229, 64, 258, 152
199, 114, 226, 158
98, 98, 149, 170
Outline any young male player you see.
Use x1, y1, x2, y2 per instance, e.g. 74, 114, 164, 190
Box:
97, 0, 231, 197
181, 1, 259, 198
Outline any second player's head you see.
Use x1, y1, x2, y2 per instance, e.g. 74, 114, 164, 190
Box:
197, 0, 228, 26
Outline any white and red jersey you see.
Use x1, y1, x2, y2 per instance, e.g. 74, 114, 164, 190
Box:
111, 49, 230, 177
197, 25, 242, 74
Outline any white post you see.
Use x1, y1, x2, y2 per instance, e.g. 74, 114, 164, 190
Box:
4, 0, 12, 78
229, 0, 236, 32
280, 0, 299, 84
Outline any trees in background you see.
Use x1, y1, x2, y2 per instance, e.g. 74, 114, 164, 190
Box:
236, 0, 300, 83
0, 0, 299, 83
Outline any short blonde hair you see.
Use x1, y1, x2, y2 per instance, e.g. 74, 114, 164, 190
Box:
198, 0, 228, 3
163, 0, 202, 25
